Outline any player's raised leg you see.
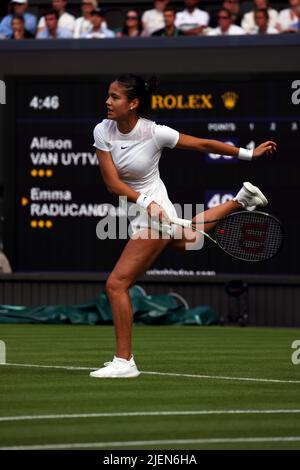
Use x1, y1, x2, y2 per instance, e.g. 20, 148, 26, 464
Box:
171, 182, 268, 251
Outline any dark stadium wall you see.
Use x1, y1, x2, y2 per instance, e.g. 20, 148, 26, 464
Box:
0, 36, 299, 77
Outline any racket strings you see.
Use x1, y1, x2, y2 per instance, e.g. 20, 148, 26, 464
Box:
215, 212, 283, 262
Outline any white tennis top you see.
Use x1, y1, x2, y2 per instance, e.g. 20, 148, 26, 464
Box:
93, 118, 180, 234
175, 8, 210, 31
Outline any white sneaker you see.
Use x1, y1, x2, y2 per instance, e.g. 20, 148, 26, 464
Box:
90, 356, 140, 378
233, 182, 268, 212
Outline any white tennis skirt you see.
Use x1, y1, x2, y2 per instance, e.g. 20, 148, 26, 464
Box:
128, 179, 178, 238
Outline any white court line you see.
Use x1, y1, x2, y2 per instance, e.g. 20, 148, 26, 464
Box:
3, 362, 92, 370
1, 409, 300, 423
1, 436, 300, 450
142, 371, 300, 384
2, 362, 300, 384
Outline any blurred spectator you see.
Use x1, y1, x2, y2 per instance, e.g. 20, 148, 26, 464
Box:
38, 0, 75, 35
0, 0, 37, 38
289, 3, 300, 30
250, 8, 278, 33
222, 0, 242, 25
10, 13, 34, 38
208, 7, 245, 35
74, 0, 106, 38
175, 0, 209, 35
0, 250, 12, 273
152, 6, 184, 36
36, 9, 73, 38
115, 10, 143, 37
210, 0, 242, 28
142, 0, 170, 36
278, 0, 300, 32
82, 8, 114, 38
241, 0, 278, 33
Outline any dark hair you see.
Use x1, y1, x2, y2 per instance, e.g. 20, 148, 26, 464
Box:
91, 8, 106, 17
163, 6, 176, 14
115, 74, 157, 117
122, 10, 143, 36
12, 13, 25, 23
254, 8, 269, 20
44, 9, 59, 20
218, 7, 232, 18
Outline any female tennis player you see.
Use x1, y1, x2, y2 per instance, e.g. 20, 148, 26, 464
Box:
90, 75, 276, 378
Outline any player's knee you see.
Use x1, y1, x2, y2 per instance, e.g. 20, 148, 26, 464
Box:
106, 275, 128, 297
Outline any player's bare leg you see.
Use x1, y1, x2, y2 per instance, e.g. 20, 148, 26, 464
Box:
171, 182, 268, 251
90, 231, 171, 378
107, 232, 170, 359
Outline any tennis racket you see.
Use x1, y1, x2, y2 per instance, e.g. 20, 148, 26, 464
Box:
170, 211, 283, 262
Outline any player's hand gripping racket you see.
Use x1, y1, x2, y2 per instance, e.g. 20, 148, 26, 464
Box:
170, 211, 283, 262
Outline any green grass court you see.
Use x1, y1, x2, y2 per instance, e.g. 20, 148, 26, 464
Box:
1, 325, 300, 450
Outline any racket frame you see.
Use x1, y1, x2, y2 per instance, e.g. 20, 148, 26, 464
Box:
170, 211, 284, 262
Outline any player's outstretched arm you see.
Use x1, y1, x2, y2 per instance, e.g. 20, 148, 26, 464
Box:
175, 133, 277, 160
252, 141, 277, 159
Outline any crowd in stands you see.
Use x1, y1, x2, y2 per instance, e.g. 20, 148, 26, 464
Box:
0, 0, 299, 40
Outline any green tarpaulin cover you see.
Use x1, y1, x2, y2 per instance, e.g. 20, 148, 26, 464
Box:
0, 286, 218, 326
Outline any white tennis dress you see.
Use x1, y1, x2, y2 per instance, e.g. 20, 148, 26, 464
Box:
93, 118, 180, 236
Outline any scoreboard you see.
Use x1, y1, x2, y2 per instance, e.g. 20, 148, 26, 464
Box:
5, 75, 300, 276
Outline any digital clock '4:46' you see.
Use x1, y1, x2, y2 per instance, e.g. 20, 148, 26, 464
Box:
29, 96, 60, 110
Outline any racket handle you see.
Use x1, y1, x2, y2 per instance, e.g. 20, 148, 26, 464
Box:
170, 216, 192, 228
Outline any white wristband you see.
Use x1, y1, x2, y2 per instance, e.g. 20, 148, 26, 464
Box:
238, 147, 253, 161
136, 194, 153, 209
